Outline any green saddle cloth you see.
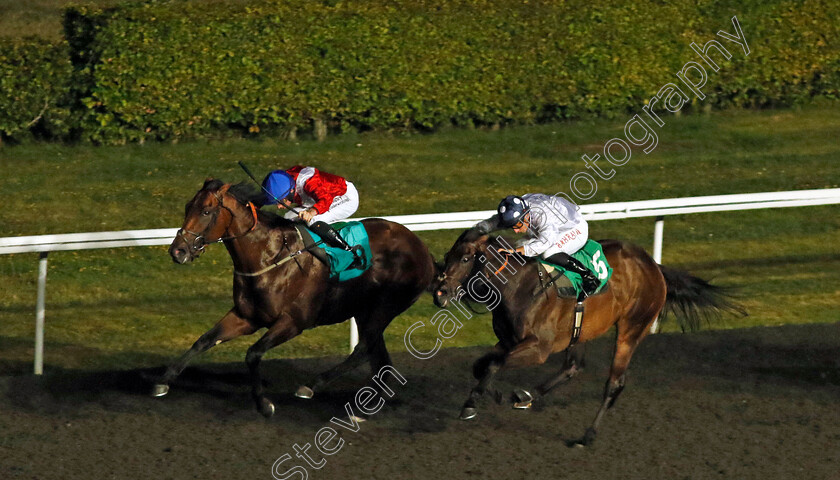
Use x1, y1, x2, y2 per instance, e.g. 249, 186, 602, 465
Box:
297, 221, 373, 282
538, 239, 613, 298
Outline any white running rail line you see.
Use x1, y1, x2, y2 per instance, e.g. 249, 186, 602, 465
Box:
3, 188, 839, 374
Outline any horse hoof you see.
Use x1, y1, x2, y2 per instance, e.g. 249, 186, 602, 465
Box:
151, 384, 169, 397
259, 398, 276, 418
459, 407, 478, 420
570, 428, 596, 447
294, 386, 314, 399
512, 388, 533, 409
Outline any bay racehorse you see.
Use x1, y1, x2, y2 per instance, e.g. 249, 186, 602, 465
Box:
155, 179, 435, 417
433, 227, 743, 445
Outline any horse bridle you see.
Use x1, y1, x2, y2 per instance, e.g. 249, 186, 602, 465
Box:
177, 190, 258, 257
438, 240, 514, 314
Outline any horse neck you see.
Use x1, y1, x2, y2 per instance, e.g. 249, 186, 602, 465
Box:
221, 203, 296, 270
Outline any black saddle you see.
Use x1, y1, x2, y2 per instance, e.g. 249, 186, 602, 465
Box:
295, 224, 331, 267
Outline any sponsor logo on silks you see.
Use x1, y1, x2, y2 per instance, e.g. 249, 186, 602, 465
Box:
555, 228, 583, 249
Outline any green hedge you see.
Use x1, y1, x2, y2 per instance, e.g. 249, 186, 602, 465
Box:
4, 0, 839, 144
0, 38, 74, 143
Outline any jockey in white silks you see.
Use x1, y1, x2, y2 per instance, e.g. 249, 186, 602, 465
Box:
482, 194, 600, 297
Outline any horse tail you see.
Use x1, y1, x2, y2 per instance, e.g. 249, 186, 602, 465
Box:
658, 264, 746, 331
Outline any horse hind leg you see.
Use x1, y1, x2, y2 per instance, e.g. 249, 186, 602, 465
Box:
574, 328, 643, 447
295, 335, 372, 400
296, 305, 398, 400
152, 309, 255, 397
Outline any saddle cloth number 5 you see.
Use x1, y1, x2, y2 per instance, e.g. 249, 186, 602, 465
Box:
592, 250, 609, 280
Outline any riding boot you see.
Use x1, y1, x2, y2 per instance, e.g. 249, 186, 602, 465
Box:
544, 252, 600, 297
309, 221, 364, 268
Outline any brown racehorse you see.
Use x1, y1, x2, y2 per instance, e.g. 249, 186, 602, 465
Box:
433, 227, 743, 446
155, 179, 435, 417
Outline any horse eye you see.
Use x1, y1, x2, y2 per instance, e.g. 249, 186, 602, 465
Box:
461, 256, 470, 263
202, 209, 212, 216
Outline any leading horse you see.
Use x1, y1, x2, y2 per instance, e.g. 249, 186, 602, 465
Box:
155, 179, 435, 416
433, 227, 743, 445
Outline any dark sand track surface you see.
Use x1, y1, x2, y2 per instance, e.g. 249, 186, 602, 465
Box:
2, 323, 839, 480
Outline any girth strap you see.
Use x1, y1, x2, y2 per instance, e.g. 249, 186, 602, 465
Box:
570, 301, 584, 347
234, 227, 306, 277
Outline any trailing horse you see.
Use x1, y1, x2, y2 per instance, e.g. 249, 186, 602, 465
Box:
433, 228, 743, 446
155, 179, 436, 417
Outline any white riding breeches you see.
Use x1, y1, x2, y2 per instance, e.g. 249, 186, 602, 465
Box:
284, 181, 359, 225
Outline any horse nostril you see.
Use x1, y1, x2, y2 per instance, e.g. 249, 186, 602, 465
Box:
171, 247, 189, 264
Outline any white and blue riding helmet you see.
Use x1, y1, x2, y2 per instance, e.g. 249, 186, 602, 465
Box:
497, 195, 530, 228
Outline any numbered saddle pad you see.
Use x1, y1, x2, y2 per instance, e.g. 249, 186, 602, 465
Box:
538, 239, 612, 297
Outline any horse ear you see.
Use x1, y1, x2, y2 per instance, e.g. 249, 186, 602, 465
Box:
218, 183, 231, 195
203, 177, 215, 188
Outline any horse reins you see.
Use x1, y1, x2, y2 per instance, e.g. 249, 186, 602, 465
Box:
445, 247, 516, 315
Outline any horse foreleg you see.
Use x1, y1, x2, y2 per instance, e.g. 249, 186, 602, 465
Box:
153, 309, 255, 397
506, 338, 553, 410
535, 344, 585, 396
462, 336, 548, 419
460, 347, 505, 420
246, 317, 301, 418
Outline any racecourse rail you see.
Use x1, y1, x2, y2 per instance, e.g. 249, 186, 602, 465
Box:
3, 188, 839, 374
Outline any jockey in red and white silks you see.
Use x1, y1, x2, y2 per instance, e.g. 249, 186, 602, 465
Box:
278, 166, 359, 225
262, 165, 362, 263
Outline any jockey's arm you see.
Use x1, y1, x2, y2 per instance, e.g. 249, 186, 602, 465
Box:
303, 180, 340, 221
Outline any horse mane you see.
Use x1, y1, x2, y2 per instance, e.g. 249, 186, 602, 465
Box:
458, 215, 504, 244
227, 181, 266, 206
204, 179, 297, 229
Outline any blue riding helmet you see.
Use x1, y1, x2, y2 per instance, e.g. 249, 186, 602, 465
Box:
497, 195, 530, 228
261, 170, 294, 205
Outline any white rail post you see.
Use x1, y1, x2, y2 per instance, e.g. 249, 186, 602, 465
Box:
34, 252, 48, 375
349, 317, 359, 353
650, 216, 665, 334
652, 215, 665, 264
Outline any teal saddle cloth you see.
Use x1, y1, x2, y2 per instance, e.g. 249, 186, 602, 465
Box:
296, 221, 373, 281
